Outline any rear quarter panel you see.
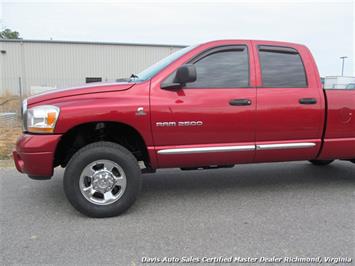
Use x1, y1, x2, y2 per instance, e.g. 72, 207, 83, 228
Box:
319, 89, 355, 159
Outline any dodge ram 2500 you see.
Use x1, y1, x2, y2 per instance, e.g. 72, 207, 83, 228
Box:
13, 40, 355, 217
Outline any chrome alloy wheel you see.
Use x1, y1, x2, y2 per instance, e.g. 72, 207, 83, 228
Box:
79, 160, 127, 205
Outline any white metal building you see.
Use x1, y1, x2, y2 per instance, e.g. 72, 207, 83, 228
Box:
0, 39, 184, 97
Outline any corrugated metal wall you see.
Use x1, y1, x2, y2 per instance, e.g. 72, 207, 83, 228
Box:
0, 40, 183, 96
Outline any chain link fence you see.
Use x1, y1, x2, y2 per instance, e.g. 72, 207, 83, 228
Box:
0, 96, 21, 128
0, 87, 23, 159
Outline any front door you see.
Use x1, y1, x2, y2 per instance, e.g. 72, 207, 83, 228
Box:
150, 43, 257, 168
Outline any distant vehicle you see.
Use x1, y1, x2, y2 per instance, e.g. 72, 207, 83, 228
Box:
13, 40, 355, 217
346, 83, 355, 89
324, 76, 355, 89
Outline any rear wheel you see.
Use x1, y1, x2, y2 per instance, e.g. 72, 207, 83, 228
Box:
63, 141, 141, 218
309, 159, 334, 166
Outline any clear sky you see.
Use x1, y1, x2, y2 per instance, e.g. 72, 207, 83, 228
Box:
1, 0, 354, 77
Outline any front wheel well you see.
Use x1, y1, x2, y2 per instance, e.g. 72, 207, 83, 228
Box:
54, 122, 150, 168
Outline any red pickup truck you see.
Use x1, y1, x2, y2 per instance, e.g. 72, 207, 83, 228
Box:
13, 40, 355, 217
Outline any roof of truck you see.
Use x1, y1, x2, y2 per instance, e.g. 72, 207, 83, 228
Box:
0, 38, 305, 48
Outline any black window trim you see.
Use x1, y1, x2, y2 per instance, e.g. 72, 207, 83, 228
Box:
162, 45, 251, 89
188, 45, 247, 64
257, 45, 309, 89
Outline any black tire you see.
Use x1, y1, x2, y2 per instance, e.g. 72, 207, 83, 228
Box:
63, 141, 141, 218
309, 159, 334, 166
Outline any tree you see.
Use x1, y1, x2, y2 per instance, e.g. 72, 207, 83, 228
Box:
0, 28, 21, 39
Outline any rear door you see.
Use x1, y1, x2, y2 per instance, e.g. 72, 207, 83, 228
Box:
252, 41, 325, 162
150, 42, 257, 168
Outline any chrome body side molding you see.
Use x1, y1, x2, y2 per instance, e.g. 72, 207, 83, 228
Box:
157, 145, 255, 155
157, 142, 317, 155
256, 142, 316, 150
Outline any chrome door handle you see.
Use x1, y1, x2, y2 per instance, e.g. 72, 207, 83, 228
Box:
299, 98, 317, 104
229, 99, 252, 106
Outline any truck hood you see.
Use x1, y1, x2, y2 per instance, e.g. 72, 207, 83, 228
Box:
27, 82, 135, 105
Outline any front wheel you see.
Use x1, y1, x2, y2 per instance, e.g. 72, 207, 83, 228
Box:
63, 141, 141, 218
309, 159, 334, 166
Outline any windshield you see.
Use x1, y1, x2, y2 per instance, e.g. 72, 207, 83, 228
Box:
133, 44, 197, 81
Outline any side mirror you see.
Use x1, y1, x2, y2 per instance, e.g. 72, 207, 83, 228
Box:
174, 64, 197, 84
161, 64, 196, 90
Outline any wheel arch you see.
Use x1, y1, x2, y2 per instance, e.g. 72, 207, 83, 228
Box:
54, 121, 151, 168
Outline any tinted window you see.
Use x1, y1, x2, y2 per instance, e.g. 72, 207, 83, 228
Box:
258, 46, 307, 88
186, 47, 249, 88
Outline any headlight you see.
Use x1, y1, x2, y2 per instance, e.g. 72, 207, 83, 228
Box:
25, 105, 60, 133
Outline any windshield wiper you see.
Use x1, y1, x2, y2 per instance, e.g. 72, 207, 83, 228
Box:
130, 74, 139, 80
116, 74, 139, 82
116, 78, 130, 82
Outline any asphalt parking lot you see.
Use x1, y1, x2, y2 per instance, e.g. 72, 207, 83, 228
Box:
1, 161, 354, 265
